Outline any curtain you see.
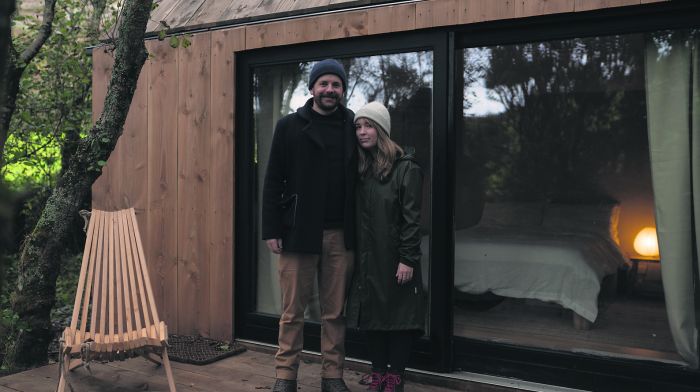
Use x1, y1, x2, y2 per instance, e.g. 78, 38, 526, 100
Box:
645, 31, 700, 368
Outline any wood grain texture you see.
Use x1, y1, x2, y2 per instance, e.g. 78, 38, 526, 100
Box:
640, 0, 667, 3
147, 0, 186, 35
320, 10, 368, 40
177, 32, 212, 337
575, 0, 640, 12
208, 27, 245, 341
185, 0, 237, 28
119, 61, 149, 230
91, 48, 116, 211
146, 0, 207, 33
515, 0, 575, 17
368, 3, 416, 35
461, 0, 516, 24
220, 0, 286, 22
165, 0, 208, 30
416, 0, 460, 29
145, 39, 179, 333
246, 9, 367, 49
275, 0, 331, 13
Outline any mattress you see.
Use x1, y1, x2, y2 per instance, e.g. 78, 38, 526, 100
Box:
452, 226, 627, 322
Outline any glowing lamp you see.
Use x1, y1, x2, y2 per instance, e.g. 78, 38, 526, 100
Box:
633, 227, 660, 258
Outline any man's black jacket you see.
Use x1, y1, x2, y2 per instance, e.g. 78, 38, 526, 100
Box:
261, 98, 357, 253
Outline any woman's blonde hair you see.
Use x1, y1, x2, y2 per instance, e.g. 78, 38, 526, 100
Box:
357, 118, 403, 180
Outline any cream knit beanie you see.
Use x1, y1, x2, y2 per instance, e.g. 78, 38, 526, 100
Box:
354, 101, 391, 136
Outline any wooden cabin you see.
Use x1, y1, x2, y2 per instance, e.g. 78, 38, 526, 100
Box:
91, 0, 700, 390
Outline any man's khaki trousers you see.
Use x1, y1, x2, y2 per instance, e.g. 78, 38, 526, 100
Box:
275, 229, 354, 380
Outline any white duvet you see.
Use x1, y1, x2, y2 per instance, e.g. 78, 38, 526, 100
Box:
450, 226, 627, 322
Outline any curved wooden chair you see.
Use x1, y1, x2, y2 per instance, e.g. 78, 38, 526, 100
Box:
57, 208, 176, 392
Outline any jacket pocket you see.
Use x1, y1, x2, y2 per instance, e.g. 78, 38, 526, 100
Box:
279, 193, 298, 228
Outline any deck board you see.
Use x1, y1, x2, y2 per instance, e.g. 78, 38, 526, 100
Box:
0, 347, 518, 391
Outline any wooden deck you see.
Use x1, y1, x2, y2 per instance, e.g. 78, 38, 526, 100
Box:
0, 345, 520, 392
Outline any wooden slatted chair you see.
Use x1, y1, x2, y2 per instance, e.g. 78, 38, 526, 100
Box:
57, 208, 176, 392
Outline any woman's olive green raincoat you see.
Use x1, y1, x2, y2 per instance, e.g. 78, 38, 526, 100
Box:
346, 154, 426, 331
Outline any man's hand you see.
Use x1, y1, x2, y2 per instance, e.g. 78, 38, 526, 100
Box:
266, 238, 283, 254
396, 262, 413, 285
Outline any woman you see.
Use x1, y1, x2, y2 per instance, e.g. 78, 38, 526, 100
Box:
346, 102, 425, 392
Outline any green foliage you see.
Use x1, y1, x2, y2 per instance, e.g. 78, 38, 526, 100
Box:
2, 0, 118, 189
54, 253, 81, 311
167, 34, 192, 49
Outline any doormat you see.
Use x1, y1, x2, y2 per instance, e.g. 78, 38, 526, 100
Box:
167, 334, 247, 365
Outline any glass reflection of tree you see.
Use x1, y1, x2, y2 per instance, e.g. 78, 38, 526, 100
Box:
467, 36, 647, 202
348, 53, 433, 181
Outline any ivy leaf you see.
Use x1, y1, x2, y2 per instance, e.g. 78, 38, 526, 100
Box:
158, 29, 166, 41
169, 36, 180, 48
181, 36, 191, 48
97, 160, 107, 167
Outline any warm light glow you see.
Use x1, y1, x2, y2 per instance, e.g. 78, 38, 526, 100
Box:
633, 227, 660, 257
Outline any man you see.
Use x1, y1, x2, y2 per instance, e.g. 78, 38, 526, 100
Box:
262, 59, 356, 392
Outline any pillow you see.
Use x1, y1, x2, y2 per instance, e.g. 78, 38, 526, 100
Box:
542, 203, 621, 243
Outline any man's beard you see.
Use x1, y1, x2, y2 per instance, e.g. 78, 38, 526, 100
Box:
314, 93, 341, 111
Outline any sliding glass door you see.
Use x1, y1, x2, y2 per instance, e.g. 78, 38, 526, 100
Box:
235, 31, 451, 370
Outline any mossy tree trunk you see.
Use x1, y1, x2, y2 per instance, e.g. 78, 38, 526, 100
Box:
2, 0, 154, 369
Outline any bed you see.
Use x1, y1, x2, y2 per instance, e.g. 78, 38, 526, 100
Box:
450, 202, 629, 328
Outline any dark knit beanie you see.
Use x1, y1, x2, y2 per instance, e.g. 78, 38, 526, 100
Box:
308, 59, 347, 90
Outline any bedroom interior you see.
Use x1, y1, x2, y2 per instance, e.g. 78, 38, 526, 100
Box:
449, 30, 678, 362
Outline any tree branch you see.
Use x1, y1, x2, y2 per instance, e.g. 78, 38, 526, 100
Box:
19, 0, 58, 66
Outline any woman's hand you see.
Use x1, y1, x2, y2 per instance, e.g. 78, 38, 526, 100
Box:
266, 238, 283, 254
396, 262, 414, 285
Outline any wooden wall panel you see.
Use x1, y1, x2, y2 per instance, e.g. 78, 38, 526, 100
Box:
515, 0, 575, 17
416, 0, 460, 29
208, 27, 245, 341
118, 63, 149, 231
246, 10, 368, 49
461, 0, 516, 24
575, 0, 640, 12
91, 48, 115, 211
368, 3, 416, 35
281, 17, 324, 46
320, 10, 368, 40
177, 32, 212, 337
246, 20, 287, 49
145, 39, 179, 333
641, 0, 667, 3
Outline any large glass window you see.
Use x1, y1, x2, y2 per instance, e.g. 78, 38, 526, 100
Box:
453, 32, 691, 362
252, 52, 433, 328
